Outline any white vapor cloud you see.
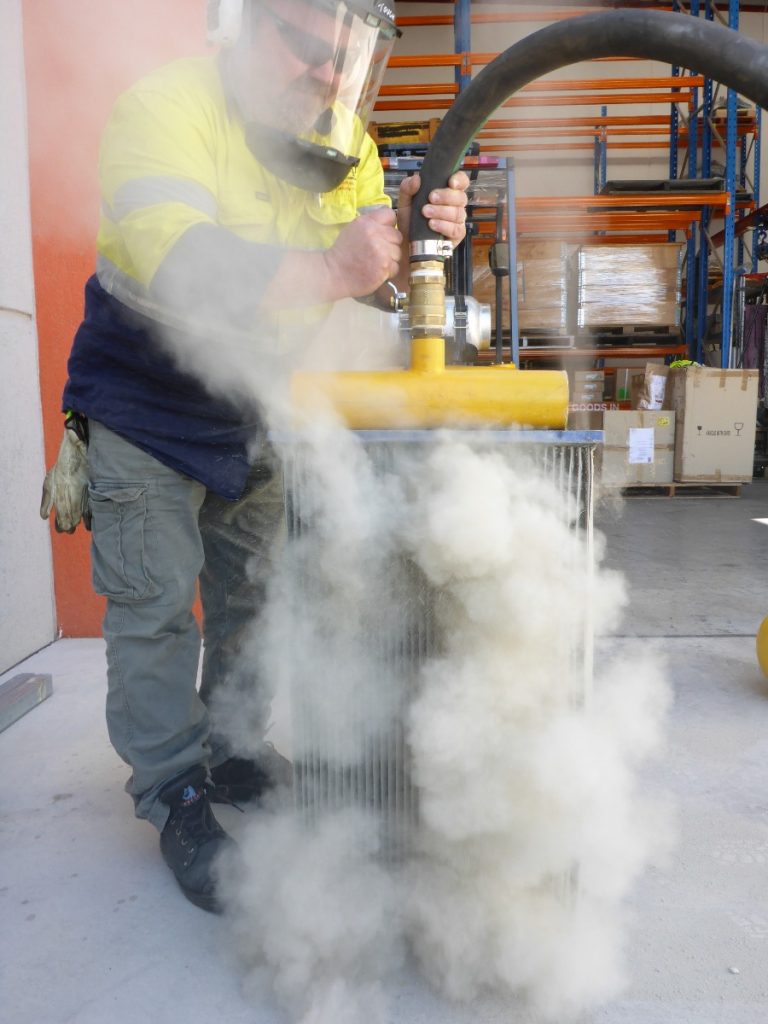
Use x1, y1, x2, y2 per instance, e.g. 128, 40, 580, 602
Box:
217, 428, 674, 1024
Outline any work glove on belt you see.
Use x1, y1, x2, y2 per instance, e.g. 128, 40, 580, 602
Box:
40, 413, 91, 534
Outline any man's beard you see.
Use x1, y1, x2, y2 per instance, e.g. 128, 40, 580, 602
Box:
271, 78, 334, 136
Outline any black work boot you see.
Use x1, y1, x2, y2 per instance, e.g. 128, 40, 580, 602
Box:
210, 743, 293, 805
159, 766, 230, 913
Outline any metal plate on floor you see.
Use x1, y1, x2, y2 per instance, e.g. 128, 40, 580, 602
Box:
0, 674, 53, 734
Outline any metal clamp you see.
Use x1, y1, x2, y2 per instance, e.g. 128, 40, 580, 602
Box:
409, 239, 454, 260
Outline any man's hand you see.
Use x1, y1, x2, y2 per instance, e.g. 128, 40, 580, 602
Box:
260, 174, 470, 309
322, 206, 403, 298
396, 171, 470, 251
40, 427, 92, 534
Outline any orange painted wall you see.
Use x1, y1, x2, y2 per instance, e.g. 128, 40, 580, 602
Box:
23, 1, 206, 636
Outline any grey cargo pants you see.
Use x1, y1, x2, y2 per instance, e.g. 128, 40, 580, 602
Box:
87, 420, 285, 830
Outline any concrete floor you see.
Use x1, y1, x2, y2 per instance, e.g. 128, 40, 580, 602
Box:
3, 481, 768, 1023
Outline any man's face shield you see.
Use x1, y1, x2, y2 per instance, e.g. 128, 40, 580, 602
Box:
228, 0, 399, 191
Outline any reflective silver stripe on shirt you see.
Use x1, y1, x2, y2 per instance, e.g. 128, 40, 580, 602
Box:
97, 253, 229, 336
96, 253, 154, 311
105, 177, 218, 221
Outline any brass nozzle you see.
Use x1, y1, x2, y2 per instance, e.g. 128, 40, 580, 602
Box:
408, 260, 446, 337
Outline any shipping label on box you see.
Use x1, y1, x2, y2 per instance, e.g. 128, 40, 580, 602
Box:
628, 427, 655, 463
602, 410, 675, 486
668, 367, 758, 482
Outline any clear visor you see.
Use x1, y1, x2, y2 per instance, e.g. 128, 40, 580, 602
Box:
252, 1, 398, 161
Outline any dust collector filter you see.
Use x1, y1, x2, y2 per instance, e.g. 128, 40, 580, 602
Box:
279, 429, 599, 857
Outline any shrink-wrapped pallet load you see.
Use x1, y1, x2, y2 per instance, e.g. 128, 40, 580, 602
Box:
518, 240, 570, 334
575, 243, 683, 333
473, 239, 570, 336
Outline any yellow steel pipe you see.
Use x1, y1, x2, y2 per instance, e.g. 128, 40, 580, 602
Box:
291, 336, 569, 430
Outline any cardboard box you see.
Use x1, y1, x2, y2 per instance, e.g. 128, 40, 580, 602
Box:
572, 371, 605, 404
602, 410, 675, 486
667, 366, 758, 482
568, 400, 620, 429
569, 401, 620, 413
568, 410, 604, 430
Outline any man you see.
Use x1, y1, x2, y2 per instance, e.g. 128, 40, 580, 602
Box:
41, 0, 468, 912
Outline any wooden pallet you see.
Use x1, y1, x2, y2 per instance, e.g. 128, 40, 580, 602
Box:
519, 333, 575, 350
615, 481, 744, 498
578, 324, 680, 337
577, 326, 681, 347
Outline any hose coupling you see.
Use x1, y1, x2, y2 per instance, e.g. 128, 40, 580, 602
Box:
408, 259, 446, 337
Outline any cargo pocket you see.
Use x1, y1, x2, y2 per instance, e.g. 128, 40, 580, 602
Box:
89, 484, 161, 601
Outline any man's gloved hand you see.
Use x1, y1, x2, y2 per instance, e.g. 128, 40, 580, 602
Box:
40, 424, 92, 534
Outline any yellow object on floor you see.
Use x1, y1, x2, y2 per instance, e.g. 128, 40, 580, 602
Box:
756, 616, 768, 677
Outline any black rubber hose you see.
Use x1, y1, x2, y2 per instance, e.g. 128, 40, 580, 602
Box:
411, 9, 768, 249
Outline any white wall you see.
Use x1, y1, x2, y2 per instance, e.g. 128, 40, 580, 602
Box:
0, 0, 56, 674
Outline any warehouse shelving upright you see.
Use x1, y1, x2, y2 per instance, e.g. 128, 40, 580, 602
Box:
682, 0, 754, 367
385, 0, 761, 371
589, 0, 761, 365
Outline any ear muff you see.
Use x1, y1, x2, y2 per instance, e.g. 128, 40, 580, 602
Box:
207, 0, 244, 46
